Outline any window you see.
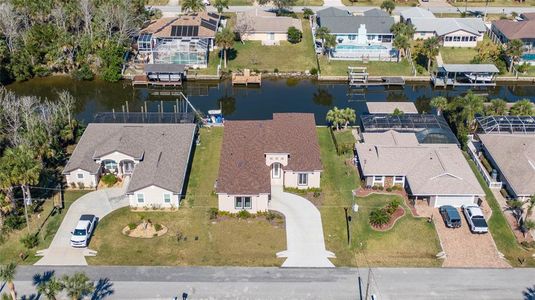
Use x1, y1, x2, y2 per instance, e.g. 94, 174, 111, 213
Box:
372, 176, 384, 186
235, 196, 252, 209
298, 173, 308, 186
77, 173, 84, 179
394, 176, 404, 182
445, 36, 452, 42
137, 194, 144, 203
461, 36, 468, 42
272, 163, 281, 179
453, 36, 461, 42
103, 160, 117, 171
348, 35, 356, 41
164, 194, 171, 203
469, 36, 476, 41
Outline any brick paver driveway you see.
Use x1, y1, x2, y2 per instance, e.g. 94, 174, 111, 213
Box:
433, 208, 510, 268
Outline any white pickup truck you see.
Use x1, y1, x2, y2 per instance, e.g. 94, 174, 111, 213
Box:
462, 205, 489, 234
70, 214, 97, 247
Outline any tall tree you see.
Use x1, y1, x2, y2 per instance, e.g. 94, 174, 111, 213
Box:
181, 0, 206, 13
380, 0, 395, 15
505, 39, 524, 73
0, 262, 17, 300
430, 96, 448, 116
215, 27, 235, 69
326, 107, 344, 131
423, 37, 440, 72
62, 272, 94, 300
393, 35, 409, 58
214, 0, 229, 14
324, 34, 337, 59
510, 99, 534, 116
35, 276, 64, 300
342, 108, 356, 129
484, 98, 508, 116
449, 91, 484, 132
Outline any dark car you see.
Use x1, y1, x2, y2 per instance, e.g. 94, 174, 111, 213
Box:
439, 205, 462, 228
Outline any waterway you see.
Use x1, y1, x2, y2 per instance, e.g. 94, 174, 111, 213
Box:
5, 77, 535, 124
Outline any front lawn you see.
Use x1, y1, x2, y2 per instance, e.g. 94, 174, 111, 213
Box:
317, 128, 442, 267
440, 47, 478, 64
464, 154, 535, 267
0, 190, 89, 265
318, 56, 414, 76
87, 128, 286, 266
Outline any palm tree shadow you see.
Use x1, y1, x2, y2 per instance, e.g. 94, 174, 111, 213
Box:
91, 278, 114, 300
523, 285, 535, 300
32, 270, 55, 287
20, 294, 40, 300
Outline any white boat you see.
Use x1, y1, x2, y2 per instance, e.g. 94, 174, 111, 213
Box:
465, 73, 494, 83
204, 109, 224, 126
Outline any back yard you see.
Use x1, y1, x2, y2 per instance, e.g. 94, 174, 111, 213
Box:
87, 128, 286, 266
318, 57, 414, 76
317, 128, 442, 267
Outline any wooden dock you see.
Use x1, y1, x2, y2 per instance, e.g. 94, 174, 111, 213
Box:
232, 69, 261, 86
132, 75, 182, 87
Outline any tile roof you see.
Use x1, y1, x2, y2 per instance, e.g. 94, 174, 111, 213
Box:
492, 19, 535, 40
479, 134, 535, 197
236, 9, 302, 33
64, 124, 196, 194
217, 113, 322, 195
410, 17, 486, 36
366, 102, 418, 114
356, 132, 483, 196
140, 12, 220, 38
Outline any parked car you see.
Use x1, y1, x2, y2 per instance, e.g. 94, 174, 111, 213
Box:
70, 214, 97, 247
439, 205, 462, 228
462, 205, 489, 233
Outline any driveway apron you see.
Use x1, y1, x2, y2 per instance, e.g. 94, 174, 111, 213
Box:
270, 186, 335, 268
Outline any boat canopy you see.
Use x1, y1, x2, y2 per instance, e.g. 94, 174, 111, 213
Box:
144, 64, 186, 74
440, 64, 499, 74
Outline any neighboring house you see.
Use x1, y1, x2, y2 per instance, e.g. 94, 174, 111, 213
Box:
403, 9, 485, 47
216, 113, 322, 213
355, 130, 484, 207
236, 9, 303, 45
366, 102, 418, 114
314, 7, 396, 60
137, 12, 221, 68
63, 123, 197, 208
491, 13, 535, 65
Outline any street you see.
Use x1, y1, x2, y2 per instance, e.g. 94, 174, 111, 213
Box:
5, 266, 535, 299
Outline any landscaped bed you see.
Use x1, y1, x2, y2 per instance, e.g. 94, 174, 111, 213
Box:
317, 127, 442, 267
87, 128, 286, 266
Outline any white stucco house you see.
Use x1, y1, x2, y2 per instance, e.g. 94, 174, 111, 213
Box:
235, 9, 303, 46
216, 113, 323, 213
63, 123, 197, 208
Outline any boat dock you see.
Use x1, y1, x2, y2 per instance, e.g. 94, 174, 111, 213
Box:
232, 69, 261, 86
348, 67, 405, 87
132, 64, 185, 87
132, 75, 182, 87
432, 64, 499, 88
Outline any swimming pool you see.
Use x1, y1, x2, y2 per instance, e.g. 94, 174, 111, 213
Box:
521, 53, 535, 61
335, 44, 387, 51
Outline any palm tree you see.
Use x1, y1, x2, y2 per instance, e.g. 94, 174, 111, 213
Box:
380, 0, 395, 15
526, 195, 535, 218
326, 107, 344, 130
36, 276, 64, 300
510, 99, 534, 116
460, 92, 485, 131
215, 27, 235, 69
523, 219, 535, 238
423, 37, 440, 72
0, 262, 17, 300
324, 34, 337, 59
393, 35, 409, 58
213, 0, 229, 14
390, 23, 415, 39
315, 27, 330, 45
62, 272, 94, 300
181, 0, 206, 13
484, 98, 508, 116
342, 108, 356, 129
430, 96, 448, 116
505, 39, 524, 73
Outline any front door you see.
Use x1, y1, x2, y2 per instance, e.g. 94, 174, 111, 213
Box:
271, 163, 283, 186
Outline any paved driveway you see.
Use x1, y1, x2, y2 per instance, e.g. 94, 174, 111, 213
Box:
433, 208, 510, 268
270, 186, 335, 268
35, 187, 128, 266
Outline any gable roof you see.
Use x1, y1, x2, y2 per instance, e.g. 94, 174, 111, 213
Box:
356, 132, 484, 196
217, 113, 322, 195
363, 8, 390, 17
492, 19, 535, 40
479, 134, 535, 197
316, 7, 351, 18
64, 124, 196, 194
410, 17, 485, 36
236, 9, 302, 33
318, 15, 394, 34
400, 7, 435, 20
366, 102, 418, 114
140, 12, 220, 38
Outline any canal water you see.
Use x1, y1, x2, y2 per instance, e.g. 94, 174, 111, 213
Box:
6, 76, 535, 124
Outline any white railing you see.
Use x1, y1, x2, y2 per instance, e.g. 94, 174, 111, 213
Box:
467, 140, 503, 189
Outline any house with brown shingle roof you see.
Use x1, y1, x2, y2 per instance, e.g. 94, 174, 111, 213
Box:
491, 14, 535, 53
216, 113, 322, 213
137, 12, 221, 68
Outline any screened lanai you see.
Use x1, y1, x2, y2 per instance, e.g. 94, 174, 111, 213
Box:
476, 115, 535, 134
152, 38, 209, 66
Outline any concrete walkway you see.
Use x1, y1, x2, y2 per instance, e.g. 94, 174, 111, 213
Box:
35, 187, 128, 266
270, 186, 335, 268
322, 0, 344, 7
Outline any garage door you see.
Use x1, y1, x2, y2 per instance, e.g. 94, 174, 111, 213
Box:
433, 196, 475, 208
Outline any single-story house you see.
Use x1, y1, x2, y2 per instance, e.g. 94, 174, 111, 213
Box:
216, 113, 322, 213
63, 123, 197, 208
315, 7, 396, 60
356, 130, 484, 207
478, 133, 535, 201
491, 14, 535, 64
137, 12, 221, 68
403, 9, 485, 47
236, 9, 302, 45
366, 102, 418, 114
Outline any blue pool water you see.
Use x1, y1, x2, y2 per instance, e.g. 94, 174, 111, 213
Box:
336, 44, 387, 51
521, 53, 535, 61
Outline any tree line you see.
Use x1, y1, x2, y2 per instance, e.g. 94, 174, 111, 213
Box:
0, 0, 149, 83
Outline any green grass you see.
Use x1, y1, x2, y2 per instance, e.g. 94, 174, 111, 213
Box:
440, 47, 478, 64
0, 190, 89, 265
464, 153, 535, 267
333, 129, 356, 145
318, 56, 413, 76
318, 128, 442, 267
450, 0, 535, 7
87, 128, 286, 266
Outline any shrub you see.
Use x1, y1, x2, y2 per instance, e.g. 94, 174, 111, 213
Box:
500, 188, 510, 199
101, 173, 118, 187
287, 26, 302, 44
33, 65, 51, 77
128, 222, 137, 230
101, 66, 122, 82
20, 233, 39, 249
70, 182, 77, 189
274, 68, 279, 73
237, 210, 251, 219
386, 187, 393, 192
4, 214, 25, 231
309, 68, 318, 75
209, 208, 219, 220
369, 208, 390, 227
77, 182, 85, 189
302, 8, 314, 19
72, 64, 94, 81
313, 191, 321, 198
266, 212, 276, 222
154, 224, 163, 231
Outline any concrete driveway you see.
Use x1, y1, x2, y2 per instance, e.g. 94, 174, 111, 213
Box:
35, 187, 128, 266
270, 186, 335, 268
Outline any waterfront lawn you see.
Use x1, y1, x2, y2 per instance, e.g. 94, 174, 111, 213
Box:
87, 128, 286, 266
318, 56, 413, 76
0, 190, 89, 265
317, 128, 442, 267
464, 154, 535, 267
440, 47, 478, 64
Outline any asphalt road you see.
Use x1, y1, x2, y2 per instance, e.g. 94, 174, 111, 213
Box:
6, 266, 535, 299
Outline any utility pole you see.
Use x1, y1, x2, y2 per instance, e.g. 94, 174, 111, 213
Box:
358, 275, 363, 300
